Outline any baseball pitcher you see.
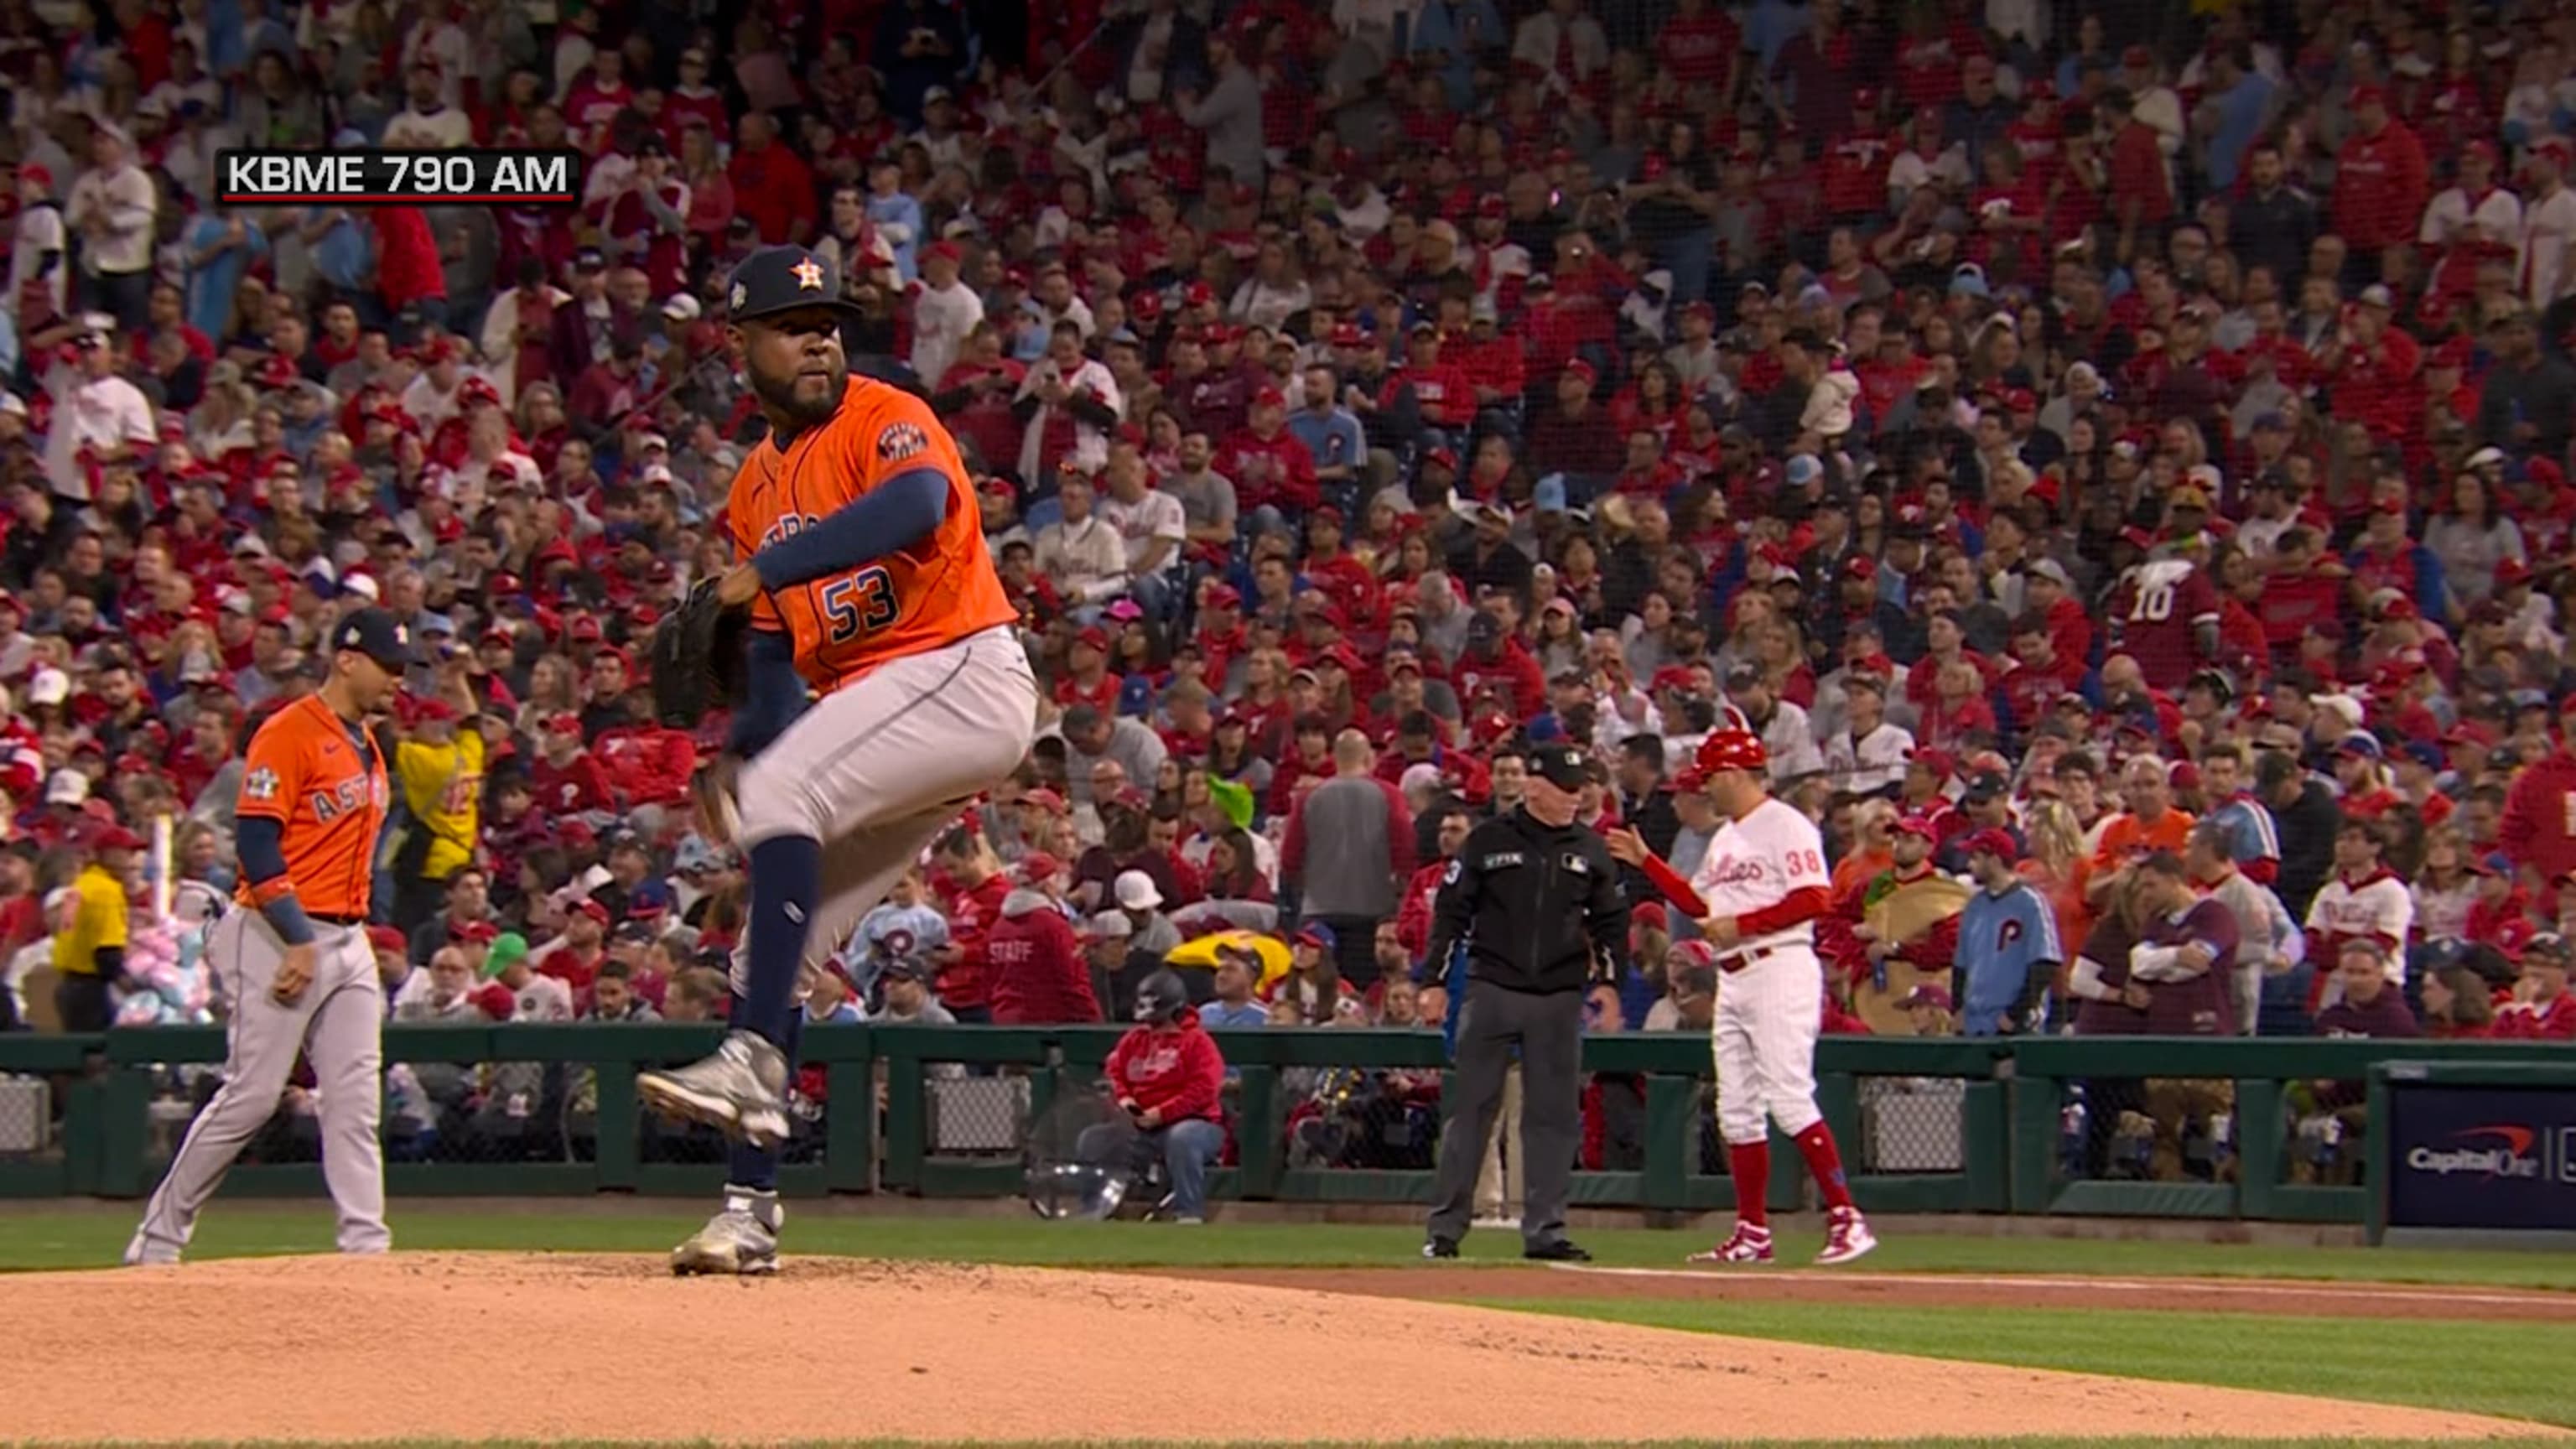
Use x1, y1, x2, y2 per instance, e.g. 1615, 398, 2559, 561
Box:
636, 245, 1037, 1275
127, 609, 415, 1265
1607, 729, 1877, 1266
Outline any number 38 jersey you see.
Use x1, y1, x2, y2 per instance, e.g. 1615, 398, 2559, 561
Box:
727, 377, 1016, 693
1688, 797, 1831, 952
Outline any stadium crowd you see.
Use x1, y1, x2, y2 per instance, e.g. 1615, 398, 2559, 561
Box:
2, 0, 2575, 1182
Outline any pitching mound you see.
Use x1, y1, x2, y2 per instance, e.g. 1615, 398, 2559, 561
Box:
1, 1253, 2550, 1443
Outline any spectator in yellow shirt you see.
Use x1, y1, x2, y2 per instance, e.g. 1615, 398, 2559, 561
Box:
389, 698, 487, 932
53, 825, 143, 1031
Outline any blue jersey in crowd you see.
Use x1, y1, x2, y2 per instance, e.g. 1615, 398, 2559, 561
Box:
1955, 879, 2062, 1036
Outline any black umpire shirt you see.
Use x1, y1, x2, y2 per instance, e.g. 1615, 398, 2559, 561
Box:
1420, 807, 1631, 995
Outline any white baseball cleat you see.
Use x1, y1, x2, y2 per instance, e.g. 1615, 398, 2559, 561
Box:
1686, 1221, 1774, 1265
672, 1187, 783, 1276
638, 1031, 791, 1149
1816, 1206, 1877, 1266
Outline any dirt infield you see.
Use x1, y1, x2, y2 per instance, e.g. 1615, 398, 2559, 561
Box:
1172, 1265, 2576, 1322
1, 1254, 2558, 1443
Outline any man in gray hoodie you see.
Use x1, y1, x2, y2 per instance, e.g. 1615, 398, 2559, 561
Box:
1282, 730, 1415, 986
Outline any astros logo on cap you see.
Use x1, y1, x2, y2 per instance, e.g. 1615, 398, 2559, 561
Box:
792, 258, 824, 290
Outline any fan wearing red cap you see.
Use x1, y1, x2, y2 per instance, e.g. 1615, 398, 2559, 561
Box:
1603, 727, 1872, 1267
1956, 828, 2059, 1037
127, 608, 416, 1266
529, 709, 616, 817
1053, 621, 1123, 714
55, 818, 146, 1028
983, 850, 1100, 1026
1211, 377, 1321, 515
2332, 77, 2429, 266
1818, 809, 1963, 1014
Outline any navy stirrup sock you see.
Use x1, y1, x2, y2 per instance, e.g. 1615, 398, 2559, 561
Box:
740, 834, 823, 1046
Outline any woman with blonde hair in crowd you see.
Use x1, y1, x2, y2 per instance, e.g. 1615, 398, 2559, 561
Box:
2411, 827, 2478, 948
515, 654, 581, 730
2019, 795, 2094, 976
1753, 619, 1815, 710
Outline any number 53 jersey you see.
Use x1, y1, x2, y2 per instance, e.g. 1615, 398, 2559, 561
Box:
1689, 797, 1832, 953
726, 376, 1017, 692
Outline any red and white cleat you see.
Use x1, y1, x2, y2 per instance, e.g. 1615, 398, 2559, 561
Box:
1685, 1221, 1774, 1265
1816, 1206, 1877, 1266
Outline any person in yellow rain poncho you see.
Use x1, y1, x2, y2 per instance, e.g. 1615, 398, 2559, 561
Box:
1164, 929, 1291, 1001
388, 697, 486, 933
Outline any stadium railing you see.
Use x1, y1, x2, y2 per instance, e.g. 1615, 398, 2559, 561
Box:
1, 1027, 2564, 1224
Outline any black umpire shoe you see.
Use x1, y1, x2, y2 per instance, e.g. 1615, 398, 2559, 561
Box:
1524, 1239, 1592, 1262
1422, 1238, 1460, 1259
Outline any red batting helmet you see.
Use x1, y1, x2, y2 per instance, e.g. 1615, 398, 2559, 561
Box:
1696, 729, 1769, 776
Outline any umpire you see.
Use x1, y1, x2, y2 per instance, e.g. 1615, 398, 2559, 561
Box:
1420, 742, 1629, 1261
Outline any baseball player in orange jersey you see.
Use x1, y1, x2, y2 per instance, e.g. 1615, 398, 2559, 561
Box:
638, 245, 1036, 1275
126, 608, 417, 1265
1605, 729, 1877, 1266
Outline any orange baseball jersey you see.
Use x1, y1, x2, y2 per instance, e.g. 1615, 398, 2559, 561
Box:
728, 376, 1016, 690
235, 694, 392, 919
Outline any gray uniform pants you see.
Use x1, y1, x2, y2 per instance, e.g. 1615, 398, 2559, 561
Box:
1428, 982, 1584, 1249
132, 912, 387, 1259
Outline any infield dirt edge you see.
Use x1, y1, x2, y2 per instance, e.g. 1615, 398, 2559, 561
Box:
0, 1254, 2556, 1444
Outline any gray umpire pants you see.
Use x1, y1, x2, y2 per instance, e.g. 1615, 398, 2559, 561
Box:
1427, 982, 1584, 1249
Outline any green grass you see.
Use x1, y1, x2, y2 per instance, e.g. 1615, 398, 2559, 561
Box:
5, 1207, 2574, 1288
1487, 1297, 2576, 1430
11, 1441, 2572, 1449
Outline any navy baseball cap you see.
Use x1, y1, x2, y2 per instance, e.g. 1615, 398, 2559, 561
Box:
330, 607, 419, 671
725, 245, 861, 323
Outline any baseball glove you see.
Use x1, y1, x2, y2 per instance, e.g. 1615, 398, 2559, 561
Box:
649, 577, 752, 728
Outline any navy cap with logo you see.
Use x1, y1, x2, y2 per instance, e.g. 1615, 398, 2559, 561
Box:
725, 245, 862, 324
330, 607, 420, 672
1530, 743, 1589, 791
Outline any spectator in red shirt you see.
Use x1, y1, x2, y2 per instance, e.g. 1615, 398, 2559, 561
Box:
1216, 387, 1319, 518
568, 337, 647, 436
528, 712, 615, 818
985, 852, 1100, 1026
2490, 935, 2576, 1039
728, 111, 817, 245
371, 205, 449, 339
2334, 86, 2431, 274
2102, 88, 2175, 256
592, 716, 696, 812
2500, 698, 2576, 888
930, 826, 1011, 1022
532, 897, 610, 997
1528, 360, 1622, 482
1098, 970, 1228, 1220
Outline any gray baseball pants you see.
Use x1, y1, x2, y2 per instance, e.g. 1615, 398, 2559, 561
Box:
130, 911, 388, 1260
